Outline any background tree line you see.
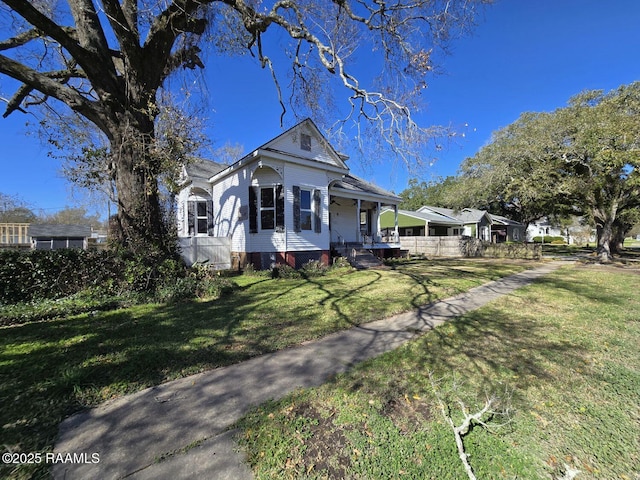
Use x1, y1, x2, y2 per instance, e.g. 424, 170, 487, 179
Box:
0, 192, 104, 227
399, 82, 640, 261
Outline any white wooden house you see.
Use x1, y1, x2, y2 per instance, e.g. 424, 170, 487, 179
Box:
527, 218, 569, 243
177, 119, 401, 269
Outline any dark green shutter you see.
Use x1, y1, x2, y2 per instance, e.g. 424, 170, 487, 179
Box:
313, 189, 321, 233
187, 201, 196, 236
206, 200, 214, 235
276, 184, 285, 230
293, 185, 301, 232
249, 186, 258, 233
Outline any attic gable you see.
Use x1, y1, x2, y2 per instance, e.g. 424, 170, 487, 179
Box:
261, 119, 349, 170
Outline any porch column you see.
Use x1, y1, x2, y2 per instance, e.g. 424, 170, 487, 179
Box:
394, 205, 399, 240
356, 199, 362, 243
375, 201, 381, 242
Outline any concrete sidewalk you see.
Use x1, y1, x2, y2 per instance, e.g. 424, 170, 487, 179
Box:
53, 261, 564, 479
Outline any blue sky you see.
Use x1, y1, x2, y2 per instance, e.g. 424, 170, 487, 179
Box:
1, 0, 639, 218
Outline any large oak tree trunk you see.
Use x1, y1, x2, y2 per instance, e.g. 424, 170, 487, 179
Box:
611, 221, 630, 255
593, 201, 619, 263
109, 112, 172, 256
596, 224, 613, 262
595, 213, 618, 262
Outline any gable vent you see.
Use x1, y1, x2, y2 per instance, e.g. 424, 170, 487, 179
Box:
300, 133, 311, 151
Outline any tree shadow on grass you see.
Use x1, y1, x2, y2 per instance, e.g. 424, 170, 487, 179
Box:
0, 270, 388, 456
336, 270, 603, 414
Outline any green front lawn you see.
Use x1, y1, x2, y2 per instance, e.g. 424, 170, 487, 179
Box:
237, 264, 640, 479
0, 259, 532, 479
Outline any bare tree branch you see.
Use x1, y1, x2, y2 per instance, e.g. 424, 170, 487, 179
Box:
0, 52, 107, 129
0, 28, 43, 51
430, 374, 512, 480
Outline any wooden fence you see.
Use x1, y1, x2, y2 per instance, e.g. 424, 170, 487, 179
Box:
399, 236, 483, 258
399, 236, 540, 259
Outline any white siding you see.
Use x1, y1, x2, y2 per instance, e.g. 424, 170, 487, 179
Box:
249, 165, 286, 253
268, 127, 341, 167
330, 199, 359, 243
177, 188, 190, 237
212, 169, 248, 253
206, 160, 336, 254
283, 163, 331, 252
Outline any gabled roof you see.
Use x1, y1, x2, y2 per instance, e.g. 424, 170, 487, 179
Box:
490, 214, 524, 226
419, 206, 491, 224
330, 174, 401, 203
209, 118, 349, 183
394, 209, 463, 226
257, 118, 349, 170
185, 159, 226, 180
29, 224, 92, 238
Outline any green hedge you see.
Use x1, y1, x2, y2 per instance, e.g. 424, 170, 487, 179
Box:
0, 250, 113, 304
531, 235, 566, 244
0, 248, 184, 305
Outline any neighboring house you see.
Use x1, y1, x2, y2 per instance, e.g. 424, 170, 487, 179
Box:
489, 214, 526, 243
0, 223, 30, 248
29, 224, 92, 250
379, 208, 463, 237
419, 206, 494, 241
380, 207, 525, 243
177, 119, 402, 269
527, 218, 569, 243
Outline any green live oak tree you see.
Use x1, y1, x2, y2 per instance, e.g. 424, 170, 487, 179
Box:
399, 176, 463, 210
456, 111, 580, 228
558, 84, 640, 260
0, 0, 490, 263
450, 83, 640, 261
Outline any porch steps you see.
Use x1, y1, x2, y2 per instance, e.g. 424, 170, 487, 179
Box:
333, 246, 386, 270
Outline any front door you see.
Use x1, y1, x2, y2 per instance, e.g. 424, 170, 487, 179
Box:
360, 209, 372, 237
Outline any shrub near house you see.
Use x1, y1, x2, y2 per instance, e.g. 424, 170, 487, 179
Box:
532, 236, 566, 244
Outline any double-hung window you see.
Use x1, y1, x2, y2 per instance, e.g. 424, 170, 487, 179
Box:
188, 199, 213, 236
196, 201, 209, 234
249, 185, 284, 233
260, 187, 276, 230
293, 186, 321, 233
299, 189, 313, 231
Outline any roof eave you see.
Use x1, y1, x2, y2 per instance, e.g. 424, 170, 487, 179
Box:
329, 185, 401, 204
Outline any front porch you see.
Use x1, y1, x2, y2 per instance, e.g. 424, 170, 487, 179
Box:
326, 174, 402, 267
328, 193, 401, 246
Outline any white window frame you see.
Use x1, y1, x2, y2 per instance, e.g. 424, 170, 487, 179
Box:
299, 188, 313, 231
194, 200, 209, 235
260, 186, 276, 230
